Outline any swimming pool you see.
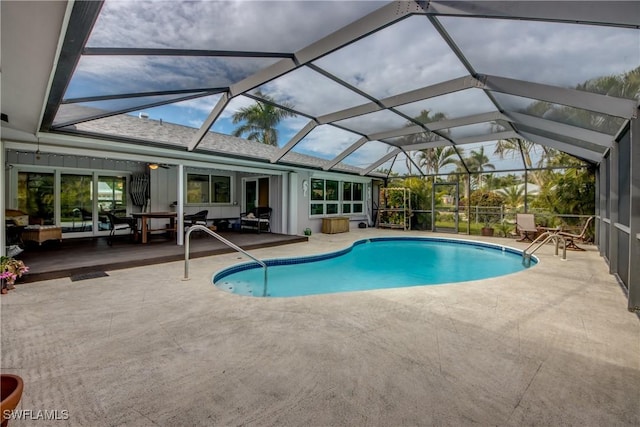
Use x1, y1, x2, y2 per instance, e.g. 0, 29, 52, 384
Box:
213, 237, 537, 297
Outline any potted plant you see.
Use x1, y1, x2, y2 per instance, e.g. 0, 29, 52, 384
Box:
466, 190, 505, 237
480, 214, 496, 236
1, 256, 29, 294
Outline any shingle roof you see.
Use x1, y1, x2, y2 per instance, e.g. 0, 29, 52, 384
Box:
67, 112, 377, 176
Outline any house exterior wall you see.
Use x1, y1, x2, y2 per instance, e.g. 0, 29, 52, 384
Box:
292, 169, 373, 235
3, 147, 375, 240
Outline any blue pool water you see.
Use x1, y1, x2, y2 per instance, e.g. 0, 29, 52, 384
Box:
213, 237, 537, 297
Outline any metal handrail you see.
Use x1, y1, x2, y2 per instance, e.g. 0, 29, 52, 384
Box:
184, 225, 268, 296
522, 230, 567, 266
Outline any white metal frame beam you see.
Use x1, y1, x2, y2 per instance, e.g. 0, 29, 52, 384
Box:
426, 1, 640, 29
270, 120, 318, 163
316, 76, 478, 125
401, 139, 453, 151
452, 130, 519, 145
188, 92, 230, 151
507, 111, 614, 148
519, 131, 603, 163
361, 148, 401, 176
323, 136, 368, 171
481, 74, 638, 119
427, 111, 511, 131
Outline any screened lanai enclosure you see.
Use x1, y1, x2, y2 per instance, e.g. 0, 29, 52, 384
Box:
1, 0, 638, 311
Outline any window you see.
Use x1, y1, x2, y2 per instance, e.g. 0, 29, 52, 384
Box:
310, 179, 365, 216
342, 182, 364, 214
61, 174, 93, 232
187, 173, 231, 204
310, 179, 339, 216
17, 172, 55, 225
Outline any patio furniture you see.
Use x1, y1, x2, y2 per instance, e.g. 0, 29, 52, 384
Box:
515, 214, 538, 242
322, 217, 350, 234
1, 374, 23, 427
240, 207, 271, 233
106, 212, 138, 246
21, 225, 62, 245
184, 210, 208, 229
557, 216, 594, 251
72, 207, 92, 231
132, 212, 177, 244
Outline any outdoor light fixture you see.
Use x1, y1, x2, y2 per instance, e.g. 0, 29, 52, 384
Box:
148, 163, 159, 170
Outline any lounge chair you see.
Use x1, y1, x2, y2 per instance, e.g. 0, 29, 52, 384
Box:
557, 216, 594, 251
184, 210, 208, 229
106, 212, 138, 245
515, 213, 538, 242
240, 207, 271, 233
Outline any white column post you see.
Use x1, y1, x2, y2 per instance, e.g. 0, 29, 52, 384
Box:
177, 164, 184, 245
288, 172, 298, 235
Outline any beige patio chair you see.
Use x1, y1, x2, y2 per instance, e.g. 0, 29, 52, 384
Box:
515, 213, 538, 242
557, 216, 594, 251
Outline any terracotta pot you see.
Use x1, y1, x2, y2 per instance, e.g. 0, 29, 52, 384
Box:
1, 374, 24, 427
481, 227, 495, 237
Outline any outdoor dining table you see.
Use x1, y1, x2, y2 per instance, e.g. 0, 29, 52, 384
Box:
132, 212, 177, 244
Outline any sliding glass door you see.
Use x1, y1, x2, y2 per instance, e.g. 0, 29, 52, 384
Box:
17, 172, 55, 225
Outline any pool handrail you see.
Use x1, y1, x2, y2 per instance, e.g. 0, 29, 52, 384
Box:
522, 229, 567, 266
184, 225, 268, 296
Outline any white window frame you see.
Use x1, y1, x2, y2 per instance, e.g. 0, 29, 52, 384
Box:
309, 178, 365, 217
185, 172, 233, 205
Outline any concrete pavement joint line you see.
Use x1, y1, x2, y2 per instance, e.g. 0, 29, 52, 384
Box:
509, 360, 544, 421
133, 408, 162, 426
435, 325, 443, 374
160, 324, 186, 353
107, 312, 114, 338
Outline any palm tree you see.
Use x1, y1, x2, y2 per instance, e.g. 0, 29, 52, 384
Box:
232, 90, 296, 146
389, 109, 450, 175
415, 146, 458, 175
466, 146, 495, 190
498, 185, 525, 210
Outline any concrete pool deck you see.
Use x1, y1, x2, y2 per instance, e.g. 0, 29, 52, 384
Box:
1, 229, 639, 426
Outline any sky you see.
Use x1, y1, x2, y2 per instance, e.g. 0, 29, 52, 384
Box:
60, 0, 639, 173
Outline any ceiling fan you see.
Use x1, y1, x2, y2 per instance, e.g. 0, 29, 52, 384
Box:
148, 163, 170, 170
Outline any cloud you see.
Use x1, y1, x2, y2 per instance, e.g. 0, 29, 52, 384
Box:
440, 17, 639, 88
293, 124, 362, 159
314, 15, 469, 99
89, 1, 384, 52
254, 67, 371, 117
67, 56, 276, 98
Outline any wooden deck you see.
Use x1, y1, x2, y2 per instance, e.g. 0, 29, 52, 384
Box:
16, 231, 308, 283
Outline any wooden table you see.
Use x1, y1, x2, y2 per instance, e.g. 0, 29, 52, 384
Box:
132, 212, 177, 244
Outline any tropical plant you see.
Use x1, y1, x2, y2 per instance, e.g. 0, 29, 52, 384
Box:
394, 109, 452, 176
1, 256, 29, 293
461, 190, 505, 228
232, 90, 296, 146
415, 146, 458, 176
461, 146, 495, 190
498, 184, 525, 210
